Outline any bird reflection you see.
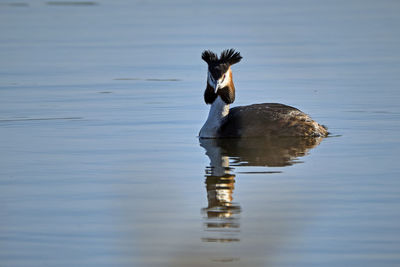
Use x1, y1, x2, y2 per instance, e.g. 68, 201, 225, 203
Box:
200, 136, 323, 244
201, 168, 241, 243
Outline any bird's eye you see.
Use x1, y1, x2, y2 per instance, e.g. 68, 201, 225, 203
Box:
222, 74, 226, 81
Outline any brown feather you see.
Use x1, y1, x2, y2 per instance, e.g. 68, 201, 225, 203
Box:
218, 103, 328, 138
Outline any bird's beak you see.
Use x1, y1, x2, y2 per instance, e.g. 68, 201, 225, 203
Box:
214, 81, 221, 93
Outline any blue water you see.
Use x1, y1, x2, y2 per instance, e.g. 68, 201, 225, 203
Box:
1, 0, 400, 266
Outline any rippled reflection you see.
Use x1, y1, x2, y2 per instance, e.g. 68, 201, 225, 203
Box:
201, 169, 241, 243
199, 137, 323, 245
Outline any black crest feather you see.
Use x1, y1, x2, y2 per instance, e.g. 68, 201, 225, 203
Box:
201, 49, 242, 66
202, 49, 242, 80
219, 48, 242, 65
201, 50, 218, 64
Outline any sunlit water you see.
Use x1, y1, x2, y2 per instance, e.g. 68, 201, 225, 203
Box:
1, 0, 400, 266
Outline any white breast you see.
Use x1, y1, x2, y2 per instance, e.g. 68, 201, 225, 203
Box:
199, 96, 230, 138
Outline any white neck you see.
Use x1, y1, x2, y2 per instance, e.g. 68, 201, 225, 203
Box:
199, 96, 230, 138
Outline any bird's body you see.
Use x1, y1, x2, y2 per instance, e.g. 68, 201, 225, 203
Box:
219, 103, 327, 137
199, 49, 328, 139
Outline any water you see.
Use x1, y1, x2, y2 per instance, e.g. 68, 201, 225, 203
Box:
1, 0, 400, 266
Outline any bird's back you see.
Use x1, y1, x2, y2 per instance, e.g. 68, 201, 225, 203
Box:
218, 103, 328, 138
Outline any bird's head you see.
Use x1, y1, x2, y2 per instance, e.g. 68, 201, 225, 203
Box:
202, 49, 242, 104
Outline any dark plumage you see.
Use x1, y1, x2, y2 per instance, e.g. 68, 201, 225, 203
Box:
218, 103, 328, 137
201, 50, 218, 64
204, 81, 235, 105
219, 49, 242, 65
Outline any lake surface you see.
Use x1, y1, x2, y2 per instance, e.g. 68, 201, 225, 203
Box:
1, 0, 400, 266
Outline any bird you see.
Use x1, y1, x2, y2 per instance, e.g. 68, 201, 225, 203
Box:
199, 49, 328, 139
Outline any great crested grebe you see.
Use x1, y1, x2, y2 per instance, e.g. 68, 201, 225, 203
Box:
199, 49, 328, 139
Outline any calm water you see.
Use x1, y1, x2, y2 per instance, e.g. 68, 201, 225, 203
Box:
1, 0, 400, 266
